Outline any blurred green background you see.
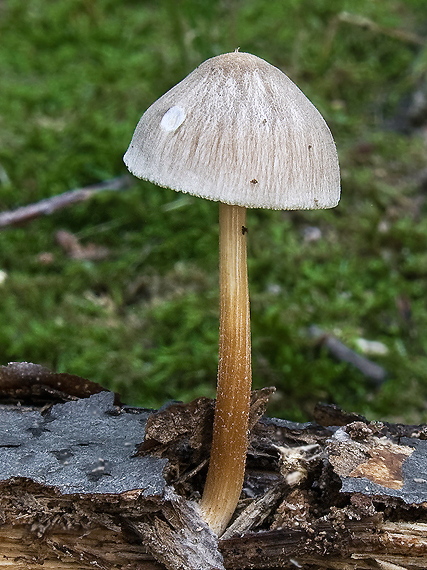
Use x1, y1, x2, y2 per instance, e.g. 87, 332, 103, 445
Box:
1, 0, 427, 422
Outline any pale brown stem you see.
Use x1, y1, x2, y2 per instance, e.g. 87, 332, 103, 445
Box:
200, 202, 252, 536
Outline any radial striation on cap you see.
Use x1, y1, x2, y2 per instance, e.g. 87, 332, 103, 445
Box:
124, 52, 340, 210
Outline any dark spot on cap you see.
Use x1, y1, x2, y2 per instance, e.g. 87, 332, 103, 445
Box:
250, 179, 258, 184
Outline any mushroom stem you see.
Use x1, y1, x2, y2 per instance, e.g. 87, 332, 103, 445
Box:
200, 202, 252, 536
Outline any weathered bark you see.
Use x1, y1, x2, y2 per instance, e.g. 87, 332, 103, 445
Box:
2, 503, 427, 569
1, 363, 427, 570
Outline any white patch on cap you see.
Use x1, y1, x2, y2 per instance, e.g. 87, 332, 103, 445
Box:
160, 106, 186, 132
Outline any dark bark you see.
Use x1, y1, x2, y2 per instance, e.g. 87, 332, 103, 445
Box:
1, 363, 427, 570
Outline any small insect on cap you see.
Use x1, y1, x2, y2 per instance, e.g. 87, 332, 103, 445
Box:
124, 52, 340, 210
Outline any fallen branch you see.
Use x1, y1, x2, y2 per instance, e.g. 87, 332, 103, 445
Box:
308, 325, 387, 385
0, 176, 132, 230
323, 11, 425, 61
337, 11, 426, 46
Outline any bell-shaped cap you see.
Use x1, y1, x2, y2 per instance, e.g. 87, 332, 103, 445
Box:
124, 52, 340, 210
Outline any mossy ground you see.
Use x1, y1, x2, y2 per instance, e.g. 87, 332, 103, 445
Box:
1, 0, 427, 421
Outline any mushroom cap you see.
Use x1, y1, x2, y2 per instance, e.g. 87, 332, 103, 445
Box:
124, 52, 340, 210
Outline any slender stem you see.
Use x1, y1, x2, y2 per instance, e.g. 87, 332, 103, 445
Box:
200, 202, 252, 536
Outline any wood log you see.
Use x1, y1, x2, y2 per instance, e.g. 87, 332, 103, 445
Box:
2, 518, 427, 569
1, 363, 427, 570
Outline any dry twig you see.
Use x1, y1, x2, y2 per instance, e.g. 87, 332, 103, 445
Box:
0, 176, 132, 230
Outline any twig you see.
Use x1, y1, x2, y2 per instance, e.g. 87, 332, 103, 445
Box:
323, 11, 425, 60
308, 325, 387, 385
338, 11, 425, 46
0, 176, 132, 230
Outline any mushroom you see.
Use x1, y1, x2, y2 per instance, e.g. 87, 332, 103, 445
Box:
123, 51, 340, 536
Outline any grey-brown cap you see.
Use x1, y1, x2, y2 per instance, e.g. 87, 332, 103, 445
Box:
124, 52, 340, 210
